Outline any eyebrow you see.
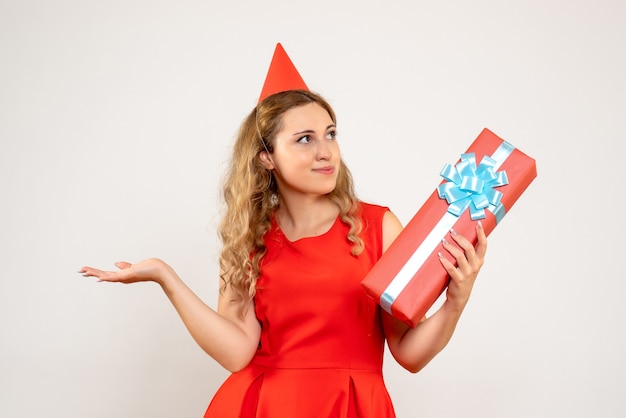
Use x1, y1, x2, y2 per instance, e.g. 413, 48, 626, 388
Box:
292, 124, 336, 136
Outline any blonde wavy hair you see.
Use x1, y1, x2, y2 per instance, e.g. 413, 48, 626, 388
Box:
219, 90, 363, 308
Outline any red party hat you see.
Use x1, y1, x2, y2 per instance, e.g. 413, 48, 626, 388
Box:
258, 43, 308, 103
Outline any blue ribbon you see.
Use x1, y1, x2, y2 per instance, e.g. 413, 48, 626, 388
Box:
437, 152, 509, 222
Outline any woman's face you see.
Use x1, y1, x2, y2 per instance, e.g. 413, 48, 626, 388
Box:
264, 102, 340, 199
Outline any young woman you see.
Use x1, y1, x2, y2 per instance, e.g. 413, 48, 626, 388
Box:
80, 44, 486, 418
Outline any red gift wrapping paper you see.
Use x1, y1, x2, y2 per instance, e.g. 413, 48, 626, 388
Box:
361, 128, 537, 327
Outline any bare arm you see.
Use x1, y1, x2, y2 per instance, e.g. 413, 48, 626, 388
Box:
79, 259, 261, 372
380, 211, 487, 373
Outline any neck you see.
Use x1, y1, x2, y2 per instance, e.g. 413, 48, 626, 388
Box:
274, 194, 339, 241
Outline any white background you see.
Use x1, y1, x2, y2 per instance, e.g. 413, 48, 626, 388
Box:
1, 0, 624, 417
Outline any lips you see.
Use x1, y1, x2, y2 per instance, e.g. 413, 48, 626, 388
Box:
312, 166, 335, 175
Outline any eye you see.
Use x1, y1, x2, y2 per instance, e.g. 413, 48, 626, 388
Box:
326, 130, 337, 140
297, 135, 311, 144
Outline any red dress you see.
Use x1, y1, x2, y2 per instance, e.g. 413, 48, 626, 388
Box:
204, 203, 396, 418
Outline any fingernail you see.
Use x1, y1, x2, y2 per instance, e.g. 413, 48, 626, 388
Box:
477, 220, 483, 229
442, 238, 449, 245
437, 251, 443, 258
450, 228, 457, 235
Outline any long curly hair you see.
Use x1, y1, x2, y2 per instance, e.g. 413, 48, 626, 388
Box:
218, 90, 363, 311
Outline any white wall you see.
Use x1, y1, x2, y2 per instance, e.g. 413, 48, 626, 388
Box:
1, 0, 624, 417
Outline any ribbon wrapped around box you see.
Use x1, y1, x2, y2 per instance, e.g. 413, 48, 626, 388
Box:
361, 128, 537, 327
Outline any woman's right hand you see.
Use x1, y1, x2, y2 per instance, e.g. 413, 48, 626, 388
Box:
80, 258, 261, 371
79, 258, 173, 285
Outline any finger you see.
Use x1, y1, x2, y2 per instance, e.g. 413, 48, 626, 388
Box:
449, 228, 480, 269
449, 228, 474, 253
475, 221, 488, 260
441, 238, 462, 265
79, 266, 115, 282
442, 233, 471, 272
79, 266, 102, 277
437, 251, 461, 280
115, 261, 132, 270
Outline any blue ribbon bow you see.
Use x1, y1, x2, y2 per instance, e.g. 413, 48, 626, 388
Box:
437, 152, 509, 221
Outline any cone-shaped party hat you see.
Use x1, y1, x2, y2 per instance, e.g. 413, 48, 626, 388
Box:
258, 43, 308, 103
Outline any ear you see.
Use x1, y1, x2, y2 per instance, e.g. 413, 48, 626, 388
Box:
259, 151, 275, 170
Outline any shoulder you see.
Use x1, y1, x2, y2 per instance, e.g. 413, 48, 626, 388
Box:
358, 201, 401, 227
381, 210, 403, 252
358, 201, 390, 222
359, 202, 403, 252
357, 201, 403, 252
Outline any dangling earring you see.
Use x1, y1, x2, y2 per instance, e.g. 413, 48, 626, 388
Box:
270, 193, 279, 207
267, 173, 279, 206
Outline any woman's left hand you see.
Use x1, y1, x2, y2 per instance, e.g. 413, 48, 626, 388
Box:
438, 221, 487, 312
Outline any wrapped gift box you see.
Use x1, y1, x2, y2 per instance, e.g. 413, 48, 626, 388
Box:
361, 128, 537, 327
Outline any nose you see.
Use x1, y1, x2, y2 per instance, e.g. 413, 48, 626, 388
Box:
316, 140, 332, 160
